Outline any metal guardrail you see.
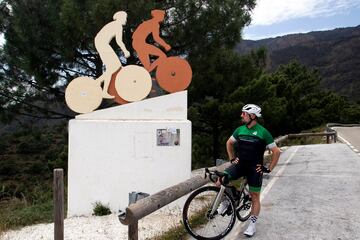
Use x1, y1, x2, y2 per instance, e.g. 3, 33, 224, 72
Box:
326, 123, 360, 128
119, 130, 338, 239
326, 123, 360, 143
275, 131, 337, 145
326, 123, 360, 142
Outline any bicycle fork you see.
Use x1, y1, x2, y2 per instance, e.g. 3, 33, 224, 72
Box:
209, 185, 226, 216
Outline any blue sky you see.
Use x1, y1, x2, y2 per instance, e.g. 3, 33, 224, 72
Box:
243, 0, 360, 40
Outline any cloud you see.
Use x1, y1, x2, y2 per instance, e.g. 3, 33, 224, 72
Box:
250, 0, 360, 26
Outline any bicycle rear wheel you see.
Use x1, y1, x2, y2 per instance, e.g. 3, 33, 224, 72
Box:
65, 77, 102, 113
236, 187, 252, 221
182, 186, 236, 240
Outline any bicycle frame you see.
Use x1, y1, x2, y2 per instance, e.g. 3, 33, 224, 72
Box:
206, 169, 251, 220
209, 185, 227, 216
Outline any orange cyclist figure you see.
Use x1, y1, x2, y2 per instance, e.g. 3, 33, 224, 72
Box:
132, 9, 171, 72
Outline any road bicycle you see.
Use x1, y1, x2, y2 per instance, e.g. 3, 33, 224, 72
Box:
65, 55, 192, 114
182, 168, 252, 240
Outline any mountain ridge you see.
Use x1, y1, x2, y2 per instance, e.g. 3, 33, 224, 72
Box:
236, 25, 360, 102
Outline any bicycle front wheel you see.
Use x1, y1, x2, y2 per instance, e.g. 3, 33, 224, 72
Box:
115, 65, 152, 102
182, 186, 236, 240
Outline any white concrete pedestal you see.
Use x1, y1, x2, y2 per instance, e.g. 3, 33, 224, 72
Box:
68, 91, 191, 216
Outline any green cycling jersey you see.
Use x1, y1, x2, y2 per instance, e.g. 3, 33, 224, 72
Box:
231, 123, 276, 165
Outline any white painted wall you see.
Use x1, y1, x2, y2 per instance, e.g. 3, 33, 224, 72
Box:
68, 92, 191, 216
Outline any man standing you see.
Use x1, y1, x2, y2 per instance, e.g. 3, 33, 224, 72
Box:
95, 11, 130, 99
223, 104, 281, 237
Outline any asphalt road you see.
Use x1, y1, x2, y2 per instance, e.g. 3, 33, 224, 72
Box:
333, 127, 360, 156
188, 143, 360, 239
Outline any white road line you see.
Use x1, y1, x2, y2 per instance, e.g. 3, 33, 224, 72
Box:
337, 134, 351, 145
336, 133, 359, 155
260, 147, 299, 201
278, 173, 359, 178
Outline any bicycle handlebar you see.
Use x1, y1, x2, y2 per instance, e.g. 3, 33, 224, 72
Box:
204, 168, 229, 186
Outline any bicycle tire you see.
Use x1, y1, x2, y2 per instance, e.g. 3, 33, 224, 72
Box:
182, 186, 236, 240
236, 188, 252, 221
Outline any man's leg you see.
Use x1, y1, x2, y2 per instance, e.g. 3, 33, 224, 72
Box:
244, 168, 262, 237
102, 71, 115, 98
243, 191, 260, 237
135, 44, 167, 72
250, 191, 261, 216
97, 49, 122, 99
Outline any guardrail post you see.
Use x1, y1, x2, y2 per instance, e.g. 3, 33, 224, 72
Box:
54, 169, 64, 240
326, 135, 330, 144
128, 221, 138, 240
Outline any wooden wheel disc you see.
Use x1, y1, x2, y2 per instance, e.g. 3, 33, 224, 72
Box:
115, 65, 152, 102
65, 77, 102, 113
156, 57, 192, 93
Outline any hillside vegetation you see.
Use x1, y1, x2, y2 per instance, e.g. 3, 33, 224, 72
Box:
0, 124, 67, 232
236, 26, 360, 102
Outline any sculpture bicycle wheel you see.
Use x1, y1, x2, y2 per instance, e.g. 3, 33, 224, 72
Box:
65, 77, 103, 114
108, 68, 129, 105
156, 56, 192, 93
115, 65, 152, 102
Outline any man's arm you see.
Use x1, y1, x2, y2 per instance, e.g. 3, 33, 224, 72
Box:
153, 26, 171, 51
115, 30, 130, 58
226, 137, 235, 160
268, 146, 281, 171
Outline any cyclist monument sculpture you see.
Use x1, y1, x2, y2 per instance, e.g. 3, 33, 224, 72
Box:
65, 9, 192, 114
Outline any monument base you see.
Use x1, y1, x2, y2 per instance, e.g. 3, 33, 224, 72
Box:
68, 119, 191, 216
67, 91, 191, 216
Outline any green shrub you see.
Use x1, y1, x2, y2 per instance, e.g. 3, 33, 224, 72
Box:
0, 198, 53, 232
26, 161, 47, 175
92, 202, 111, 216
16, 140, 46, 154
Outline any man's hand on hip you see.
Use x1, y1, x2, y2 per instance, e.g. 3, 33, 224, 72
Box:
230, 157, 239, 164
256, 164, 271, 173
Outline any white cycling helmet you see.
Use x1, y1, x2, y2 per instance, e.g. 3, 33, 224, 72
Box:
242, 104, 262, 117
